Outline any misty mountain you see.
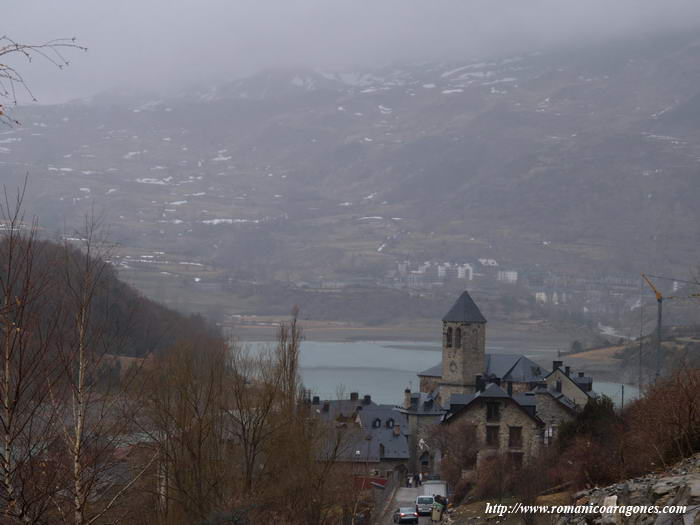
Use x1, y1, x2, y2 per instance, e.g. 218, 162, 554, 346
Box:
3, 33, 700, 286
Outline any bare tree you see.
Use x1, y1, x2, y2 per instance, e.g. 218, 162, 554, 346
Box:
225, 341, 283, 497
429, 419, 479, 494
142, 338, 229, 525
139, 308, 361, 525
0, 185, 61, 523
261, 310, 363, 525
0, 35, 85, 125
49, 218, 153, 525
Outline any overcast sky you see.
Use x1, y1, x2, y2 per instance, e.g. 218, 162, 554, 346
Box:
7, 0, 700, 104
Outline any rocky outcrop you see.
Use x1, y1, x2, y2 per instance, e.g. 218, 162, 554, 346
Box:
557, 454, 700, 525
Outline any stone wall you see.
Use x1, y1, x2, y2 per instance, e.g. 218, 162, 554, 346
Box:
405, 412, 442, 474
546, 369, 589, 408
419, 375, 440, 393
442, 321, 485, 393
534, 391, 575, 440
447, 397, 542, 469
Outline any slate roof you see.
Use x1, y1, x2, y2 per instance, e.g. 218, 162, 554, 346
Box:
442, 291, 487, 323
531, 384, 578, 412
417, 363, 442, 378
443, 383, 544, 425
512, 391, 538, 409
400, 391, 446, 415
511, 391, 538, 417
485, 354, 548, 383
479, 382, 511, 398
418, 354, 549, 383
313, 398, 410, 463
574, 376, 593, 385
355, 405, 410, 460
313, 397, 376, 423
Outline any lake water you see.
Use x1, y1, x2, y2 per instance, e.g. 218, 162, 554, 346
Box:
248, 340, 638, 406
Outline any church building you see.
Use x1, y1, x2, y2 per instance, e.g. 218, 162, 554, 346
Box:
402, 290, 596, 475
418, 291, 552, 401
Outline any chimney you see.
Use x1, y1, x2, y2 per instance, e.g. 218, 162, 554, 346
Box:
552, 360, 563, 371
404, 389, 411, 409
578, 372, 585, 378
507, 381, 513, 396
350, 392, 359, 401
363, 395, 371, 405
475, 374, 484, 392
565, 366, 571, 377
312, 396, 320, 405
322, 402, 330, 412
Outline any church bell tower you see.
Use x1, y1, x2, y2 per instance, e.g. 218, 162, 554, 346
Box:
440, 290, 487, 396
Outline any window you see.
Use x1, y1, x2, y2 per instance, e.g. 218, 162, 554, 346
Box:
386, 418, 394, 428
379, 444, 385, 458
508, 426, 523, 448
486, 402, 500, 421
373, 418, 381, 428
446, 327, 453, 348
486, 425, 500, 448
455, 327, 462, 348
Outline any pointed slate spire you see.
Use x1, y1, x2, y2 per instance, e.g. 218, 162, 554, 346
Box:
442, 290, 487, 323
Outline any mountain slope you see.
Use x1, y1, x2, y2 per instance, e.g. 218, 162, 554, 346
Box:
3, 32, 700, 284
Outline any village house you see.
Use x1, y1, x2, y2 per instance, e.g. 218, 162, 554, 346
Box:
442, 383, 543, 473
397, 390, 445, 474
311, 393, 410, 480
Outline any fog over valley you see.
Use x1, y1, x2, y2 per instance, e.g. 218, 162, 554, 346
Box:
2, 3, 700, 524
8, 0, 700, 102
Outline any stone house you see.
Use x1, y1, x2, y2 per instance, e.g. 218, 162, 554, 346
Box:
530, 384, 578, 443
545, 362, 594, 409
397, 390, 445, 474
443, 383, 544, 473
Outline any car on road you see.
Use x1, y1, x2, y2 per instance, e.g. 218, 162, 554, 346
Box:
415, 495, 434, 515
393, 507, 419, 523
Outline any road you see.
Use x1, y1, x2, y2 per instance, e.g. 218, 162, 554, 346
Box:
380, 486, 435, 525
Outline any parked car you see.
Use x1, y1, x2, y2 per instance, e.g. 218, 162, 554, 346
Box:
393, 507, 419, 523
415, 495, 435, 515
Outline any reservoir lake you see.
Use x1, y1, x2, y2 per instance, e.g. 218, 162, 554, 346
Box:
247, 340, 637, 406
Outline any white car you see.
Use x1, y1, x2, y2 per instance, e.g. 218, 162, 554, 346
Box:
415, 495, 434, 516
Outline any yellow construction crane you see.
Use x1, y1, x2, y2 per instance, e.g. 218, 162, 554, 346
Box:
641, 274, 700, 381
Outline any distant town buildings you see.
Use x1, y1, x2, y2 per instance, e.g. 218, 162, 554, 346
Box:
390, 258, 639, 322
395, 260, 521, 289
497, 270, 518, 284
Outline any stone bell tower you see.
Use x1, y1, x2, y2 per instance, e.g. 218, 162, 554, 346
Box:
439, 290, 487, 397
